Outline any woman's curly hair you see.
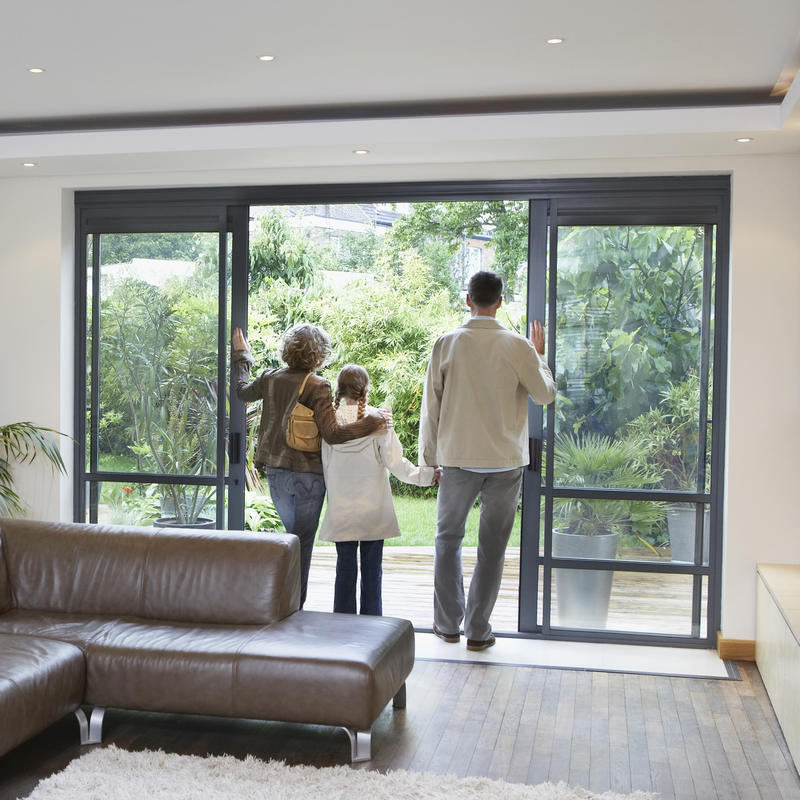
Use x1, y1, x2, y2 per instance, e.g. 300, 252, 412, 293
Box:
280, 323, 332, 371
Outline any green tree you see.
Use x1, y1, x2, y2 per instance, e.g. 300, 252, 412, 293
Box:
555, 225, 707, 437
99, 232, 201, 264
249, 211, 316, 292
384, 201, 528, 299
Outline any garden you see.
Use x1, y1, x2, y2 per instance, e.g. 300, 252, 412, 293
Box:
91, 203, 712, 561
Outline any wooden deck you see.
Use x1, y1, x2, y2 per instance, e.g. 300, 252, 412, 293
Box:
305, 546, 707, 637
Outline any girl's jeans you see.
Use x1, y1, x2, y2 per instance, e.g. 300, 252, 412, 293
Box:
334, 540, 384, 615
265, 467, 326, 609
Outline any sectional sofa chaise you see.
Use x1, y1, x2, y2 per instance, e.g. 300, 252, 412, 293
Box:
0, 518, 414, 763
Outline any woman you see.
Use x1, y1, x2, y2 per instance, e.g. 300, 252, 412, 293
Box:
231, 324, 389, 607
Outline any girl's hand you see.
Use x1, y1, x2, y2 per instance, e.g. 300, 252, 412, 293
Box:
232, 327, 250, 353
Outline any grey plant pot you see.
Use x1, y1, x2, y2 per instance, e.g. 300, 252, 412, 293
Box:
153, 516, 216, 530
552, 530, 618, 629
667, 504, 710, 563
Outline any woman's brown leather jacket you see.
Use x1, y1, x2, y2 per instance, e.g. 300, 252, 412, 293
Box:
232, 350, 382, 474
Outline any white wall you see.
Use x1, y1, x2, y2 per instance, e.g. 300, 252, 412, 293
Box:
0, 152, 798, 641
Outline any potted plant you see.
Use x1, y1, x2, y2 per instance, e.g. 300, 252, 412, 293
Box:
623, 375, 709, 562
0, 422, 67, 517
552, 432, 664, 628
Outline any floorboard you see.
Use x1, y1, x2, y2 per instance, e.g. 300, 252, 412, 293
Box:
1, 662, 798, 800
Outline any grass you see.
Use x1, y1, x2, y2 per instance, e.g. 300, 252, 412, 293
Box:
98, 452, 522, 546
315, 494, 521, 547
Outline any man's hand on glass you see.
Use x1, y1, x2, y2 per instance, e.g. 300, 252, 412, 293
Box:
529, 320, 546, 355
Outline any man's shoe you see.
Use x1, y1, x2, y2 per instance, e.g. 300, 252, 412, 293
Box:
466, 634, 496, 652
433, 624, 460, 644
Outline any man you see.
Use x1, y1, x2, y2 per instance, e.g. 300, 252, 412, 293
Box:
419, 270, 556, 651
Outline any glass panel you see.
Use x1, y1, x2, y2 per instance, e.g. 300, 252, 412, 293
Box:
551, 499, 671, 562
666, 503, 710, 565
550, 569, 708, 636
95, 232, 220, 477
93, 480, 217, 527
553, 225, 710, 493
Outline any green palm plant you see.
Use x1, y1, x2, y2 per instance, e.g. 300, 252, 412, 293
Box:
552, 432, 664, 538
0, 422, 67, 517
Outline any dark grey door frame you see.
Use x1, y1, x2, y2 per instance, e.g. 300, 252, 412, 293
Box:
74, 203, 247, 530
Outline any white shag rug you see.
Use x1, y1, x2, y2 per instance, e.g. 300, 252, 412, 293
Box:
24, 745, 659, 800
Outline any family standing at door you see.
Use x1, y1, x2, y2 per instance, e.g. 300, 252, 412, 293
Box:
232, 270, 555, 649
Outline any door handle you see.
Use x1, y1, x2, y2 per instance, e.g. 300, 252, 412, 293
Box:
529, 438, 542, 473
229, 431, 241, 465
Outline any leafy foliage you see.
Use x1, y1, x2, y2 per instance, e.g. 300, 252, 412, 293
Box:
555, 225, 707, 437
385, 200, 528, 299
0, 422, 67, 517
244, 491, 282, 531
249, 211, 316, 292
99, 268, 219, 524
623, 374, 706, 492
100, 232, 201, 264
552, 432, 665, 537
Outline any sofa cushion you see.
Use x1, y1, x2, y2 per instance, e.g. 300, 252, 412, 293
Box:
0, 609, 122, 651
0, 633, 85, 758
0, 520, 300, 625
84, 619, 264, 717
1, 520, 151, 616
233, 611, 415, 731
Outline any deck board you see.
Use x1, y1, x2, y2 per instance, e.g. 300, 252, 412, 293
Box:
306, 545, 707, 636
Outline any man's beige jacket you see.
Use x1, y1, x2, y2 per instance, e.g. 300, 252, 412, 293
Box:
419, 317, 556, 469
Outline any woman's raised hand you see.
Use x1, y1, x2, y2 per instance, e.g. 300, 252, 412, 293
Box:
232, 327, 250, 353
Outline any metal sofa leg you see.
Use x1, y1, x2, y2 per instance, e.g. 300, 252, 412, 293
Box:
342, 727, 372, 762
75, 707, 106, 745
393, 682, 407, 709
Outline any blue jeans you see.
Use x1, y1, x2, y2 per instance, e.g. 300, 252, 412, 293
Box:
265, 467, 326, 609
334, 540, 384, 616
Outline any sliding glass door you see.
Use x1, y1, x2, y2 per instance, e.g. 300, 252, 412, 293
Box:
520, 188, 728, 646
76, 205, 243, 530
75, 177, 728, 647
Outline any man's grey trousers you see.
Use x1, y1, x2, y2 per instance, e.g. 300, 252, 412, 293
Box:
434, 466, 523, 641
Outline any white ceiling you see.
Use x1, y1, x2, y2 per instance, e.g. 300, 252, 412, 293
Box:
1, 0, 799, 177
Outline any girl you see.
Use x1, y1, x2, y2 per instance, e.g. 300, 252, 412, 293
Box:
319, 365, 440, 615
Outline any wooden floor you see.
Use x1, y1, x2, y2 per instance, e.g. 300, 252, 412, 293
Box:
2, 661, 798, 800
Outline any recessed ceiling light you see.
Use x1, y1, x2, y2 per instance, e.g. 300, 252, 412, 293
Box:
257, 54, 275, 62
27, 67, 45, 74
353, 149, 370, 155
546, 37, 564, 45
22, 162, 36, 167
735, 137, 754, 143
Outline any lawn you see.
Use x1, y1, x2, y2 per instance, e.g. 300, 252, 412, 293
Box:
315, 494, 522, 548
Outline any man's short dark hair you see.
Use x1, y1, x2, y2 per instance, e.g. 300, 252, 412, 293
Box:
467, 271, 503, 307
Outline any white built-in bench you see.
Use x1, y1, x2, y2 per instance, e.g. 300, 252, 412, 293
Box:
756, 564, 800, 769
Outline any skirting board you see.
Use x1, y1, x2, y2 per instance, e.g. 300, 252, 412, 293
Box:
718, 631, 756, 661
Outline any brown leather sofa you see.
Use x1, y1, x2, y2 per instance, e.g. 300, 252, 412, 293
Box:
0, 519, 414, 762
